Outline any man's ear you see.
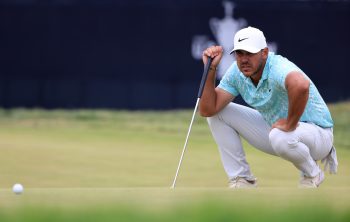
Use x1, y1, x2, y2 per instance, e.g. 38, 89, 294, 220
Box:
262, 47, 269, 59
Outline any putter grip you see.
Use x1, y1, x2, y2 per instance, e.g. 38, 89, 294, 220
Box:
197, 57, 213, 98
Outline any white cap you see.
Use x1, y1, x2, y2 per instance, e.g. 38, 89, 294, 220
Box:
230, 26, 267, 54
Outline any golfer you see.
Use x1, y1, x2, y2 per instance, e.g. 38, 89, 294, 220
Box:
200, 26, 337, 188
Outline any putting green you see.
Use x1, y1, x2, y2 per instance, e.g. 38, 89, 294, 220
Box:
0, 102, 349, 221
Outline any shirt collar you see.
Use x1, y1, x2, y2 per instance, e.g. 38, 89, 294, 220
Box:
261, 52, 273, 81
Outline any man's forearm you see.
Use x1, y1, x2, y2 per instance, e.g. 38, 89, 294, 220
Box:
286, 74, 310, 129
199, 67, 217, 117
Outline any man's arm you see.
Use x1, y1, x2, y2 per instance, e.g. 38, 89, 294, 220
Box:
272, 71, 310, 131
199, 86, 234, 117
199, 46, 235, 117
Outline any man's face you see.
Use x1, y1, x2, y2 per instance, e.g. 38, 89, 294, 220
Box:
234, 49, 267, 77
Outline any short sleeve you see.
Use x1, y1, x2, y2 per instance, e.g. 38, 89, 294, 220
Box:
272, 55, 303, 90
217, 64, 240, 96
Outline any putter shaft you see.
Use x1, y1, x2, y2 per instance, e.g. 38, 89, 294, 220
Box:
171, 57, 212, 189
171, 98, 200, 189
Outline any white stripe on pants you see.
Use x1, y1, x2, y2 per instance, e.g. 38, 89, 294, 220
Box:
207, 102, 333, 180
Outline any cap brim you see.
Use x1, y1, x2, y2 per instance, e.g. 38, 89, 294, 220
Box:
230, 46, 261, 54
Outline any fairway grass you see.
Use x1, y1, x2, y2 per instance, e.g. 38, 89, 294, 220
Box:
0, 187, 349, 222
0, 102, 349, 221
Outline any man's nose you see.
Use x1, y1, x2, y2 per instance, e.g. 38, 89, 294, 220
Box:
241, 55, 249, 62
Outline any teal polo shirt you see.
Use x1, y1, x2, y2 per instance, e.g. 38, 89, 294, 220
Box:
218, 52, 333, 128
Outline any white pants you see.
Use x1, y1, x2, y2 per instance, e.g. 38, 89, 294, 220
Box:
207, 103, 334, 180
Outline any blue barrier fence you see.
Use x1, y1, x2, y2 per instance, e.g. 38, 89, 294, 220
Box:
0, 0, 349, 109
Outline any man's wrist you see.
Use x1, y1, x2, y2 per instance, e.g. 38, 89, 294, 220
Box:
209, 66, 217, 71
286, 119, 298, 131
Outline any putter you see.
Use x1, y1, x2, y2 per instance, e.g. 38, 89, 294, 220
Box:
171, 57, 213, 189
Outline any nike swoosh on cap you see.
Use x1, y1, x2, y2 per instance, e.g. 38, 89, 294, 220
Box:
238, 37, 249, 42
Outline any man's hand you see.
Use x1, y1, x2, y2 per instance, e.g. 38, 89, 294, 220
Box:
199, 45, 234, 117
272, 118, 298, 132
202, 46, 223, 68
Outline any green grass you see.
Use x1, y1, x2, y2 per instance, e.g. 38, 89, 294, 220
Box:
0, 102, 349, 221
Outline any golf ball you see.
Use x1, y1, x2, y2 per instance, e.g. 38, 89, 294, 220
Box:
12, 183, 24, 194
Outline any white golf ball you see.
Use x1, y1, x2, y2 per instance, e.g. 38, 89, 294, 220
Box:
12, 183, 24, 194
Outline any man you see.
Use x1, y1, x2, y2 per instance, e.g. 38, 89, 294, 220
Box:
200, 26, 337, 188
